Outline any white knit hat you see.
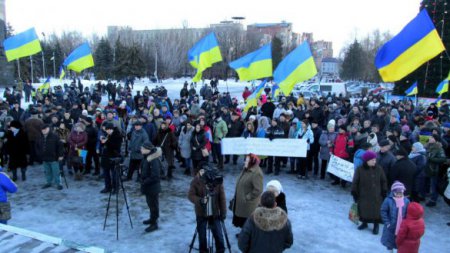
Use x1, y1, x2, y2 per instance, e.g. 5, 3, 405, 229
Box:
266, 180, 283, 196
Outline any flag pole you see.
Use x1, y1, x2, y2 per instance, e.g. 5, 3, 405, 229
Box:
30, 55, 34, 83
53, 52, 56, 78
16, 59, 22, 82
415, 94, 418, 108
42, 51, 46, 78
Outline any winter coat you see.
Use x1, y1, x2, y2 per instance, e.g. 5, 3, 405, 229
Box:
238, 207, 293, 253
140, 148, 162, 195
227, 119, 245, 137
36, 132, 64, 162
276, 192, 287, 214
128, 128, 149, 160
396, 203, 425, 253
380, 194, 410, 250
410, 152, 427, 193
213, 119, 228, 143
154, 128, 177, 153
0, 166, 17, 203
319, 131, 337, 160
425, 142, 446, 177
266, 125, 285, 140
234, 165, 264, 218
333, 133, 350, 159
377, 151, 396, 180
188, 175, 227, 218
352, 163, 388, 223
191, 130, 206, 161
353, 149, 366, 170
5, 129, 29, 168
24, 117, 44, 141
389, 158, 416, 196
297, 126, 314, 151
310, 127, 322, 154
101, 129, 122, 158
68, 130, 88, 157
85, 125, 98, 150
9, 108, 24, 122
178, 126, 193, 158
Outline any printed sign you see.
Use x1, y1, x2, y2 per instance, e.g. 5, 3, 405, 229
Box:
221, 137, 307, 157
327, 155, 355, 182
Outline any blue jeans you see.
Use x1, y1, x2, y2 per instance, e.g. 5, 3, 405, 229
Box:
185, 158, 192, 169
196, 217, 225, 253
43, 161, 61, 186
430, 176, 439, 202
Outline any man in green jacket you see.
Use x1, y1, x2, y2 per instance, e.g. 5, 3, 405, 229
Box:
213, 113, 228, 170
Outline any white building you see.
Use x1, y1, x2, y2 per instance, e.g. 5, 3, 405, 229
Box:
321, 57, 340, 77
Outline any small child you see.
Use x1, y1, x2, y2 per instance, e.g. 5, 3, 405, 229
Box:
381, 181, 410, 252
395, 202, 425, 253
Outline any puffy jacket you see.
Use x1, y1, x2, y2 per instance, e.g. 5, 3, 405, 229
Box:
389, 158, 416, 196
396, 202, 425, 253
188, 175, 226, 218
377, 151, 396, 180
296, 125, 314, 151
333, 133, 350, 159
319, 131, 337, 160
213, 119, 228, 143
425, 142, 446, 177
380, 194, 410, 250
266, 125, 285, 140
0, 167, 17, 202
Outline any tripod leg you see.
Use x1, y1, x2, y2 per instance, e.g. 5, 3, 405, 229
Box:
116, 170, 119, 240
103, 190, 113, 231
120, 175, 133, 228
188, 227, 198, 253
220, 221, 232, 253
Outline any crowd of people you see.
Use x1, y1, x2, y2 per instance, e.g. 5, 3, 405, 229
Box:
0, 77, 449, 252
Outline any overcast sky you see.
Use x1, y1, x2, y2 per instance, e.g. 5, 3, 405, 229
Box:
5, 0, 420, 56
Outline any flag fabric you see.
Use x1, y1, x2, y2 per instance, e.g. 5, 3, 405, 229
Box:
3, 28, 42, 62
63, 42, 95, 72
273, 42, 317, 95
244, 79, 267, 112
37, 77, 51, 94
435, 96, 442, 107
435, 72, 449, 95
272, 84, 280, 98
375, 10, 445, 82
188, 33, 222, 82
229, 44, 272, 81
59, 66, 65, 80
405, 81, 418, 96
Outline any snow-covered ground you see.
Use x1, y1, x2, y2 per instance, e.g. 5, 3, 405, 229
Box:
3, 79, 450, 253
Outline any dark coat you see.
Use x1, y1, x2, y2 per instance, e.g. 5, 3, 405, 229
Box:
396, 203, 425, 253
380, 194, 409, 250
377, 151, 396, 180
24, 117, 44, 142
238, 207, 293, 253
352, 163, 388, 223
425, 142, 446, 177
5, 129, 29, 168
234, 166, 264, 218
68, 130, 88, 157
227, 119, 245, 137
191, 130, 206, 161
310, 126, 322, 154
36, 132, 64, 162
154, 128, 177, 153
140, 148, 162, 195
85, 125, 98, 149
188, 175, 227, 218
9, 108, 24, 122
261, 102, 276, 119
128, 128, 149, 160
101, 129, 122, 158
389, 158, 416, 196
276, 192, 287, 214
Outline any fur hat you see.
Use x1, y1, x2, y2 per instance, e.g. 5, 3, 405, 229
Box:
362, 151, 377, 162
378, 139, 390, 147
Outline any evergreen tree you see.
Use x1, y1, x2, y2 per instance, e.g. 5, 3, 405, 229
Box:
272, 36, 283, 71
114, 40, 146, 80
340, 40, 366, 80
94, 38, 113, 80
394, 1, 450, 97
113, 38, 127, 80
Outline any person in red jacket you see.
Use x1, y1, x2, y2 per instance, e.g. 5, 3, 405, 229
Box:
242, 87, 252, 101
396, 202, 425, 253
331, 125, 353, 186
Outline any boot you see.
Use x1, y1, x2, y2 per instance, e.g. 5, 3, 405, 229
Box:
143, 219, 151, 225
357, 222, 368, 230
21, 168, 27, 181
372, 223, 379, 235
145, 223, 158, 233
184, 168, 190, 176
12, 169, 18, 182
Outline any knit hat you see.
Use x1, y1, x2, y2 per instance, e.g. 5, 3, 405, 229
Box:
362, 151, 377, 162
378, 139, 390, 147
9, 120, 22, 129
104, 122, 114, 130
391, 181, 406, 193
412, 142, 425, 153
266, 180, 283, 196
394, 148, 408, 157
141, 141, 154, 150
401, 124, 410, 133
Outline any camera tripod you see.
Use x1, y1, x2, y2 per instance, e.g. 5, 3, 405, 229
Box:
103, 158, 133, 240
188, 188, 231, 253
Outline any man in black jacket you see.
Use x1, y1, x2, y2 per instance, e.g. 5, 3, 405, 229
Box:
36, 124, 64, 190
224, 112, 244, 165
100, 123, 123, 194
140, 142, 162, 233
389, 149, 416, 196
238, 191, 293, 253
266, 119, 286, 175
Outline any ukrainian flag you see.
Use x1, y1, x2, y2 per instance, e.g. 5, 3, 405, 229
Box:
229, 44, 272, 81
37, 77, 51, 94
375, 10, 445, 82
3, 28, 42, 62
59, 66, 66, 80
63, 43, 95, 72
272, 84, 280, 98
244, 79, 267, 112
188, 33, 222, 82
435, 96, 442, 107
435, 72, 449, 95
273, 42, 317, 95
405, 82, 418, 96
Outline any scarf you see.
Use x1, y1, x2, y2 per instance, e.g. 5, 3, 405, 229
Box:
394, 196, 405, 235
408, 151, 421, 159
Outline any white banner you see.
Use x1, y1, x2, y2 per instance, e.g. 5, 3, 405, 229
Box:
221, 137, 307, 157
326, 155, 354, 182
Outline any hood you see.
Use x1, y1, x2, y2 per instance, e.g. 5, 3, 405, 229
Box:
252, 207, 288, 232
407, 202, 424, 220
147, 147, 162, 162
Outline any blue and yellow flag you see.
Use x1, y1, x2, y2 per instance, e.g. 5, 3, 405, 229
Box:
435, 72, 449, 95
229, 44, 272, 81
375, 10, 445, 82
3, 28, 42, 62
59, 66, 66, 80
405, 81, 418, 96
63, 43, 95, 72
273, 42, 317, 95
188, 33, 222, 82
244, 79, 267, 112
37, 77, 51, 94
272, 84, 280, 98
435, 96, 442, 107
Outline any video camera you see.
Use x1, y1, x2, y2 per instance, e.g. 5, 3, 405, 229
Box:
200, 167, 223, 189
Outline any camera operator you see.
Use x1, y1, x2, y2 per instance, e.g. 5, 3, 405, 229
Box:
188, 166, 226, 253
140, 141, 162, 233
99, 123, 123, 194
